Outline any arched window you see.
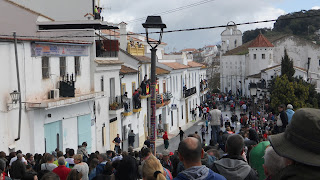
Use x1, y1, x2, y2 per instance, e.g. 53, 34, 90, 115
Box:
235, 40, 237, 47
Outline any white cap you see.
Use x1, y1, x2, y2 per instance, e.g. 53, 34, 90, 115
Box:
287, 104, 293, 109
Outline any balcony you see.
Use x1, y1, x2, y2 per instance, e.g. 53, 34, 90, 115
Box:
156, 92, 172, 109
122, 97, 133, 116
96, 40, 119, 58
109, 96, 124, 114
183, 87, 197, 98
127, 42, 145, 56
132, 95, 142, 113
200, 80, 209, 93
140, 82, 151, 99
59, 74, 75, 97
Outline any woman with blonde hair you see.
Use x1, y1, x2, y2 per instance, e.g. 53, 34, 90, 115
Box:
142, 155, 168, 180
73, 154, 89, 180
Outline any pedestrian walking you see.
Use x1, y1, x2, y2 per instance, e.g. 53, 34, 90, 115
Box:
128, 130, 135, 147
200, 125, 206, 141
163, 131, 169, 149
177, 127, 184, 142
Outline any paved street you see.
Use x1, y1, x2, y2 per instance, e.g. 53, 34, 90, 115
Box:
156, 108, 242, 153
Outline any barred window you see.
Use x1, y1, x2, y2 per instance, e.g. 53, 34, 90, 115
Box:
42, 57, 50, 79
75, 56, 81, 76
60, 57, 66, 77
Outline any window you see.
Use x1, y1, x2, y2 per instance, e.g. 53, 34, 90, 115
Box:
181, 105, 183, 119
75, 56, 81, 76
101, 76, 104, 91
132, 82, 136, 92
42, 57, 49, 79
319, 60, 320, 66
270, 54, 272, 59
262, 54, 265, 59
253, 54, 257, 59
60, 57, 66, 77
121, 83, 126, 95
271, 76, 274, 79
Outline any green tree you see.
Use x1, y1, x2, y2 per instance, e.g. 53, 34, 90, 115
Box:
270, 75, 296, 110
281, 49, 295, 81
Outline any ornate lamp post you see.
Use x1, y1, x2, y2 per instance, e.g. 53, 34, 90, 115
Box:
142, 16, 166, 154
249, 83, 257, 129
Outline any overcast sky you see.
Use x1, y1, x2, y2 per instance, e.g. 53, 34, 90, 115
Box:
101, 0, 320, 52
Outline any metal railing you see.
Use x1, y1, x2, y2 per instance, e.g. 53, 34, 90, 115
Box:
109, 96, 123, 110
183, 87, 196, 98
122, 97, 132, 112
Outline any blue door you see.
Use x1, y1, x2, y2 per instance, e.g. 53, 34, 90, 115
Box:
77, 114, 92, 153
44, 121, 62, 153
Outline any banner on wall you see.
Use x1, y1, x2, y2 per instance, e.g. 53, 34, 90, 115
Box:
31, 43, 89, 57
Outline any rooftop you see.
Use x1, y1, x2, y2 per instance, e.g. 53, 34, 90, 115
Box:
156, 67, 170, 75
188, 61, 203, 68
120, 65, 138, 75
161, 62, 189, 70
248, 34, 274, 48
5, 0, 54, 21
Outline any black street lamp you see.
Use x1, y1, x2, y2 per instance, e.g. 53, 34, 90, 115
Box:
142, 16, 166, 154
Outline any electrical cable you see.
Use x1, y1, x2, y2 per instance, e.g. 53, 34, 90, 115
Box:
125, 0, 216, 23
0, 12, 319, 39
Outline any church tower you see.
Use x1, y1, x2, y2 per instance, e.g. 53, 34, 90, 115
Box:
221, 21, 243, 54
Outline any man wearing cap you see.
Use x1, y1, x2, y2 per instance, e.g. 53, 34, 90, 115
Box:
286, 104, 295, 124
161, 150, 173, 173
269, 108, 320, 179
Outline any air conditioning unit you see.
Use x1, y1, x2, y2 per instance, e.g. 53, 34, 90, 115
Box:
48, 89, 59, 99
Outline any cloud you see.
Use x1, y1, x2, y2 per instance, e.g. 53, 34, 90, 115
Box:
101, 0, 285, 51
312, 6, 320, 10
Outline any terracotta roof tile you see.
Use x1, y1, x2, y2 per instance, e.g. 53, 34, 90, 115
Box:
95, 60, 123, 65
188, 61, 203, 68
248, 34, 274, 48
156, 67, 170, 75
120, 65, 138, 74
134, 56, 151, 63
161, 62, 189, 70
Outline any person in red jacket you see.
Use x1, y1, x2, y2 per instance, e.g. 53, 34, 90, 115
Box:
163, 131, 169, 149
52, 157, 71, 180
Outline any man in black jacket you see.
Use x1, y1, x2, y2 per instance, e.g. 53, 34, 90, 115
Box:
278, 104, 288, 133
10, 153, 26, 180
211, 134, 258, 180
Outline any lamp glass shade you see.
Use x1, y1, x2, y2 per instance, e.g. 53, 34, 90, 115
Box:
10, 90, 20, 103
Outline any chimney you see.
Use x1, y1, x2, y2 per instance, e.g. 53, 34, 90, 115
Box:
119, 22, 127, 51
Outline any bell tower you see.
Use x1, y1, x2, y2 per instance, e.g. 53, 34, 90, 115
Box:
221, 21, 243, 54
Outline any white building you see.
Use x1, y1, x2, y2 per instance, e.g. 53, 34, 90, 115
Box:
220, 31, 320, 96
0, 0, 125, 154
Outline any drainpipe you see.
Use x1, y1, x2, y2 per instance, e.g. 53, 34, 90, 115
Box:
13, 32, 22, 142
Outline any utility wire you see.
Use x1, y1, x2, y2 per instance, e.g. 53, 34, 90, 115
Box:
0, 12, 319, 39
125, 0, 216, 23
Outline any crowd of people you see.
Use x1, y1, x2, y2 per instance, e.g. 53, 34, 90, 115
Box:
1, 91, 320, 180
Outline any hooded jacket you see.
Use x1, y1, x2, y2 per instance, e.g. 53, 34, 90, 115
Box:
174, 165, 226, 180
211, 155, 258, 180
286, 109, 295, 124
